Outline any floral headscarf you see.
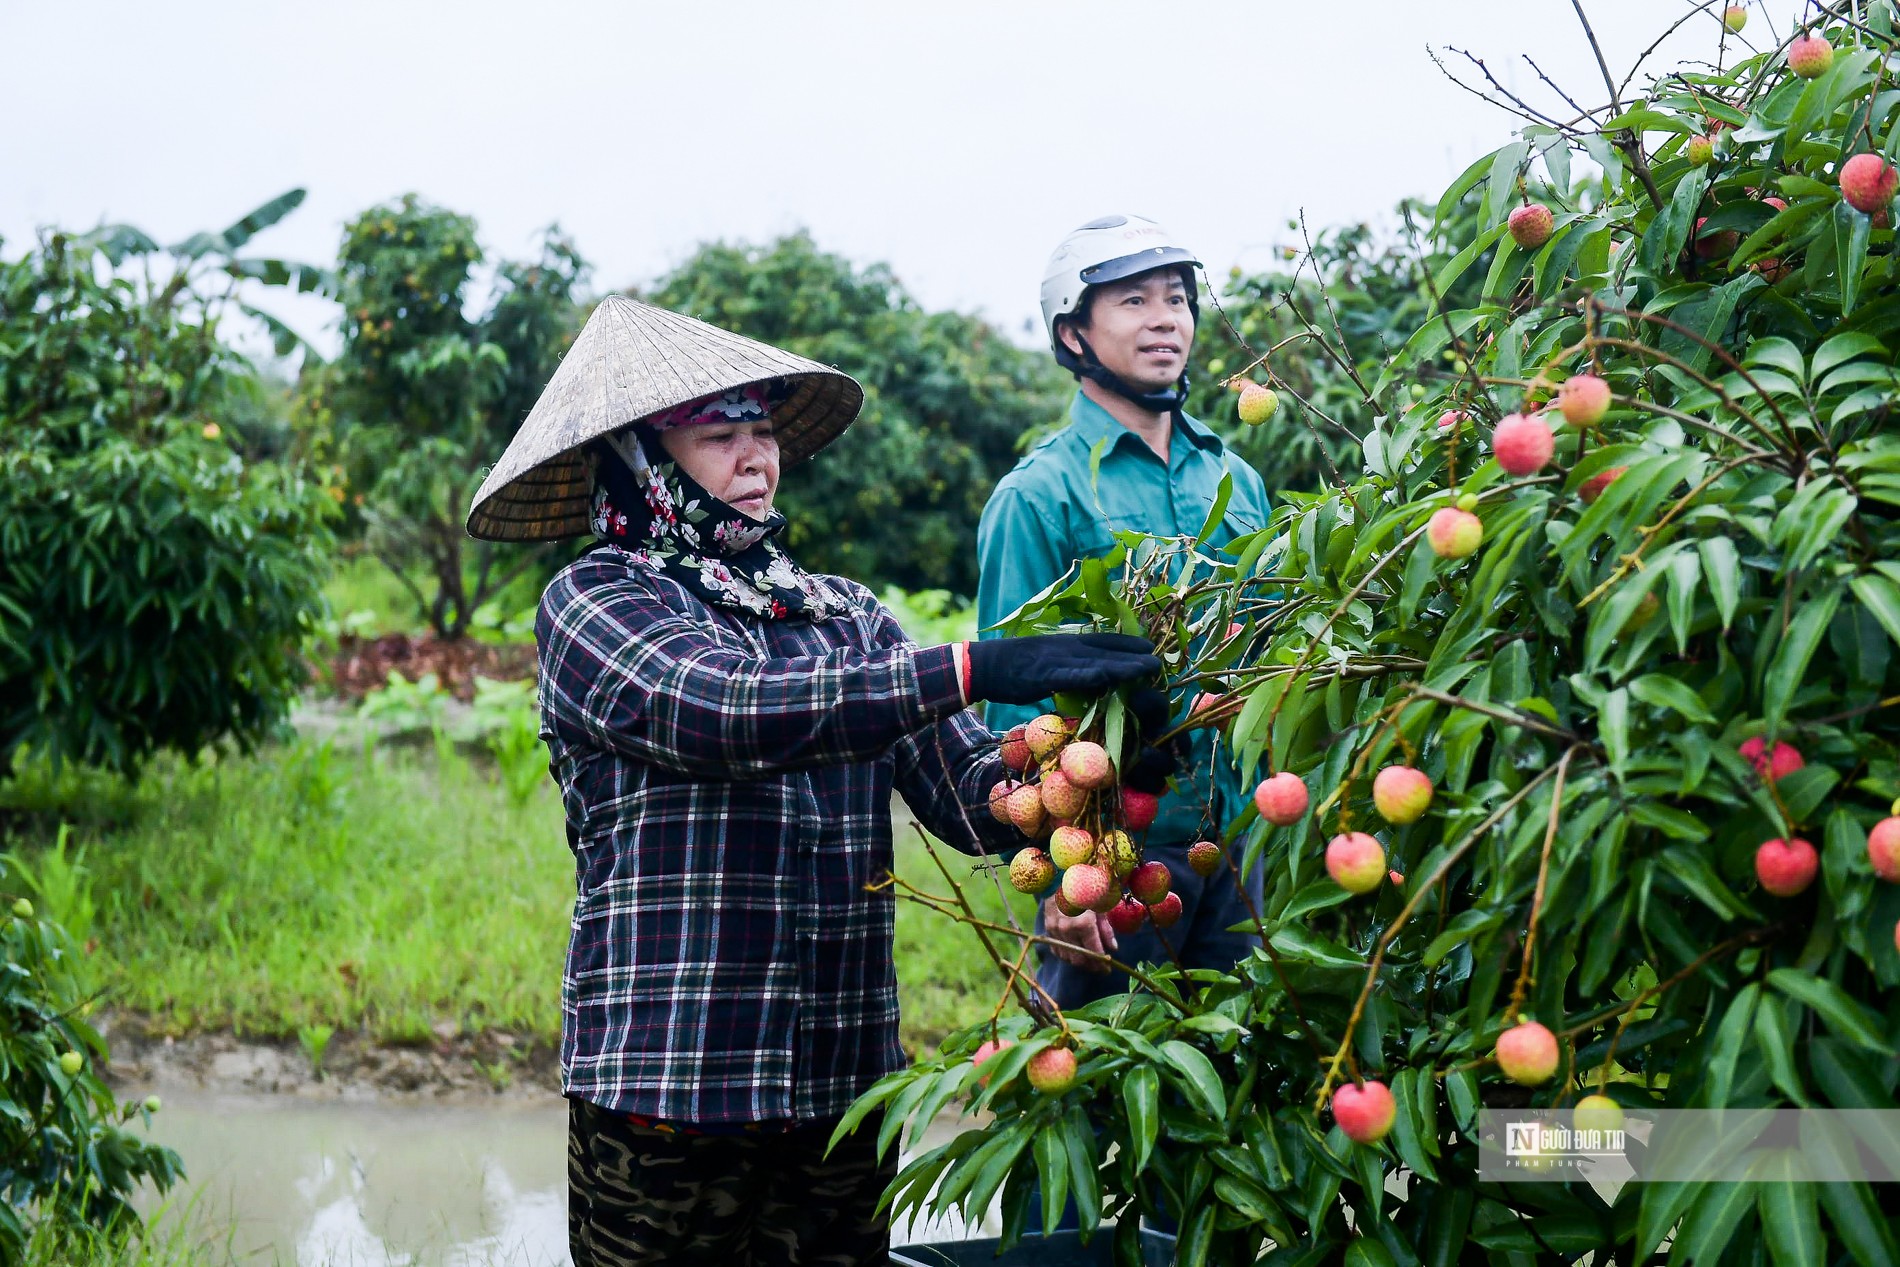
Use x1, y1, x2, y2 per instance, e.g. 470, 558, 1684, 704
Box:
589, 383, 845, 622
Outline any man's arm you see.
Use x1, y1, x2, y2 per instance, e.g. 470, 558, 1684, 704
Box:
975, 483, 1072, 735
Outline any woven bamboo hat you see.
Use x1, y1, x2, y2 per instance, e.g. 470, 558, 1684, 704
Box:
465, 297, 863, 542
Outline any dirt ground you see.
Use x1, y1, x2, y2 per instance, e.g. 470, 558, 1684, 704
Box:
98, 1011, 563, 1104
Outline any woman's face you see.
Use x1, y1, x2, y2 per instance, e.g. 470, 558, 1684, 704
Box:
657, 419, 780, 521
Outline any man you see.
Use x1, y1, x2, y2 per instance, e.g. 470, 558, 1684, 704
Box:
977, 214, 1273, 1009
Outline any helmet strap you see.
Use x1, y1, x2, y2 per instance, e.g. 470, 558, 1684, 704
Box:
1056, 328, 1192, 414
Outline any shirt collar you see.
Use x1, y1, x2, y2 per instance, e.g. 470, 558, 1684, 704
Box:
1067, 390, 1223, 458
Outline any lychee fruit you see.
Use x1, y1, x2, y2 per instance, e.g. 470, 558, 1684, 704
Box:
1189, 691, 1232, 732
1025, 713, 1071, 760
12, 898, 33, 920
1009, 848, 1056, 894
1723, 4, 1746, 32
1686, 133, 1715, 167
1493, 413, 1555, 475
1146, 891, 1184, 929
59, 1050, 84, 1077
1557, 374, 1612, 427
1388, 869, 1405, 887
1756, 837, 1818, 897
1496, 1021, 1559, 1086
1187, 840, 1222, 877
1508, 203, 1555, 250
1099, 829, 1139, 879
1579, 466, 1628, 504
1106, 898, 1147, 936
1326, 832, 1387, 894
1332, 1079, 1397, 1144
1121, 788, 1160, 833
1372, 765, 1434, 825
1026, 1046, 1077, 1094
1060, 863, 1113, 913
1048, 825, 1094, 869
1841, 153, 1899, 214
1253, 771, 1310, 826
1789, 33, 1834, 78
1573, 1093, 1624, 1135
973, 1038, 1012, 1085
1039, 769, 1088, 820
1437, 409, 1470, 431
1693, 216, 1740, 260
1007, 783, 1047, 836
1054, 892, 1086, 917
1869, 818, 1900, 882
1738, 737, 1804, 783
1000, 725, 1033, 773
989, 780, 1020, 824
1058, 741, 1115, 791
1238, 383, 1280, 425
1129, 860, 1172, 905
1427, 508, 1483, 560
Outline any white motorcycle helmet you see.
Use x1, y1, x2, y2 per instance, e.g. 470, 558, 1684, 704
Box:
1040, 214, 1201, 411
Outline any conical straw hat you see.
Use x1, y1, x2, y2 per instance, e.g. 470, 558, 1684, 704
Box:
465, 296, 863, 542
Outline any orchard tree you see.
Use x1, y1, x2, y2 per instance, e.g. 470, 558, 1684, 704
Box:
641, 231, 1066, 596
316, 196, 588, 638
0, 196, 335, 776
858, 5, 1900, 1263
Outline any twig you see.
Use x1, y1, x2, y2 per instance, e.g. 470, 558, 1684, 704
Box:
1503, 748, 1577, 1022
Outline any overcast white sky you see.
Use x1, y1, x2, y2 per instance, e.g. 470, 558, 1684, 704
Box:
2, 0, 1810, 360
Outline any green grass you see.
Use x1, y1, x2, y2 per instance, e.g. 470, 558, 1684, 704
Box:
323, 551, 430, 638
2, 739, 1030, 1053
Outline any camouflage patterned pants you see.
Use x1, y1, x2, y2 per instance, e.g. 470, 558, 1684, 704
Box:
567, 1097, 895, 1266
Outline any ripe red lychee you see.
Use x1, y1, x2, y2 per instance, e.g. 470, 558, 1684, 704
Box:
1237, 382, 1280, 425
989, 780, 1020, 824
1789, 33, 1834, 78
1327, 832, 1387, 895
1058, 741, 1115, 791
1049, 825, 1094, 869
1738, 737, 1804, 783
1437, 409, 1470, 431
1756, 837, 1818, 897
1388, 869, 1405, 887
1493, 413, 1555, 475
1686, 133, 1715, 167
1061, 863, 1113, 913
1009, 848, 1055, 894
1427, 508, 1483, 560
1189, 691, 1232, 733
1496, 1021, 1559, 1086
1508, 203, 1554, 250
1187, 841, 1222, 877
973, 1038, 1012, 1085
1000, 725, 1033, 773
1579, 466, 1628, 504
1869, 818, 1900, 882
1039, 769, 1087, 820
1129, 860, 1172, 905
1373, 765, 1434, 825
1026, 1046, 1077, 1094
1099, 829, 1138, 879
1254, 772, 1310, 826
1106, 898, 1147, 936
1841, 153, 1900, 214
1054, 892, 1086, 918
1693, 217, 1740, 260
1147, 891, 1184, 929
1007, 783, 1046, 836
1121, 788, 1160, 833
1025, 714, 1071, 760
1332, 1079, 1398, 1144
1557, 374, 1612, 427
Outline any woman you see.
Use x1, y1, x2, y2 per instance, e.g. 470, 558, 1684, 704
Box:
466, 298, 1159, 1265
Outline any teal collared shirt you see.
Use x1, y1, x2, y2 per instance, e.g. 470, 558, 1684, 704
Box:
975, 391, 1273, 847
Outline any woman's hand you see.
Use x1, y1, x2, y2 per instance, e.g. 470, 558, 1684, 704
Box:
963, 633, 1160, 706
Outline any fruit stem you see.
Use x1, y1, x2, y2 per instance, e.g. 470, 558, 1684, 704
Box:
1503, 748, 1577, 1023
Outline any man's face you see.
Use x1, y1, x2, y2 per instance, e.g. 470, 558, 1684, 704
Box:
1059, 267, 1194, 393
656, 419, 780, 521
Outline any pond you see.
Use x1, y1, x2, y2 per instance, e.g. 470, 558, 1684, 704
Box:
134, 1090, 993, 1265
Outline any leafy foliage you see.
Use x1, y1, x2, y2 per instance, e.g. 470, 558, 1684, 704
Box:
312, 197, 589, 638
0, 224, 335, 775
639, 231, 1067, 595
864, 7, 1900, 1262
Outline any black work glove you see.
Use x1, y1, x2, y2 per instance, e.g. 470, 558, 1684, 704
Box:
1123, 686, 1191, 795
965, 633, 1161, 706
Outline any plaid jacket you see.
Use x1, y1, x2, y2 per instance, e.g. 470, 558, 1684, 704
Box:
537, 545, 1012, 1123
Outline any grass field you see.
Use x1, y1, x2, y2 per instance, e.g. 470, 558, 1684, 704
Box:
1, 736, 1030, 1056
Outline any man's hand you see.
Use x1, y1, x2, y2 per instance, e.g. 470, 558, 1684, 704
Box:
1042, 898, 1118, 972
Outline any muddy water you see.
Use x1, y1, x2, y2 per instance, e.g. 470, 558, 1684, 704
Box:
135, 1092, 993, 1266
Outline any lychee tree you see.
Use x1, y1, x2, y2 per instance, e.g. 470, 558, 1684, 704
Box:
850, 5, 1900, 1263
